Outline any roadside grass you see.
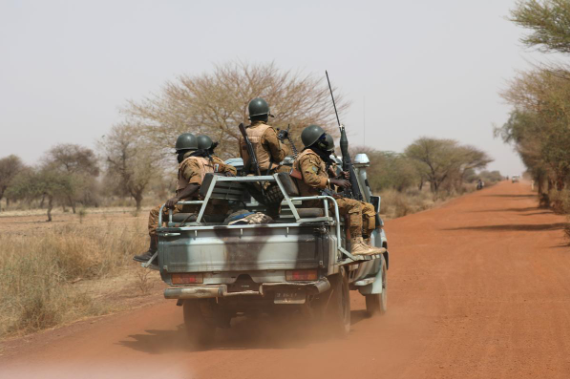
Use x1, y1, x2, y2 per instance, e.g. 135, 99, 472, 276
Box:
0, 218, 149, 338
379, 184, 477, 219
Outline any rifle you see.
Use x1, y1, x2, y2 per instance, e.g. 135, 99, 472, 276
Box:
285, 124, 299, 157
325, 70, 363, 201
238, 123, 262, 176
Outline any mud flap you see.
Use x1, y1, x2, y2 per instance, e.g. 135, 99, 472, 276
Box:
358, 260, 384, 295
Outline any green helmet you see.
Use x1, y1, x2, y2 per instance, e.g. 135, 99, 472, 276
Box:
175, 133, 198, 151
301, 125, 325, 147
323, 134, 335, 152
248, 97, 271, 119
197, 135, 214, 150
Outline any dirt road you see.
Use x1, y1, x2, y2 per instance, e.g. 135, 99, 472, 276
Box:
2, 182, 570, 379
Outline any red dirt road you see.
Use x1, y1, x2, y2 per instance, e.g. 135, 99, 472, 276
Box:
2, 182, 570, 379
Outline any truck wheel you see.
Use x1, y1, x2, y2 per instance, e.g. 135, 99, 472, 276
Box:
365, 255, 387, 317
183, 300, 216, 347
326, 272, 351, 336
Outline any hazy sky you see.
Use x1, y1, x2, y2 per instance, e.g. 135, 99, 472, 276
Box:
0, 0, 543, 175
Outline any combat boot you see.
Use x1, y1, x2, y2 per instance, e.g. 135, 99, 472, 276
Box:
133, 235, 158, 264
350, 237, 384, 256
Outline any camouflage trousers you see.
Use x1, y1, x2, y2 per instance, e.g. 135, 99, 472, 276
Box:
302, 197, 362, 238
302, 198, 377, 238
361, 201, 377, 237
147, 201, 229, 236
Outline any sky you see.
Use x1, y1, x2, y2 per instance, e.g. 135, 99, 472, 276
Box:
0, 0, 546, 175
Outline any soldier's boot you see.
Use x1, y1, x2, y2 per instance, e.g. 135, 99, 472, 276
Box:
133, 235, 158, 264
350, 237, 384, 256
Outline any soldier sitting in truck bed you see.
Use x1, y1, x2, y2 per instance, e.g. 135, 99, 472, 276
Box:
321, 134, 378, 243
293, 125, 383, 256
134, 133, 236, 264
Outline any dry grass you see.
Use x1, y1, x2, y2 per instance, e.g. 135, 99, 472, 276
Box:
0, 217, 149, 338
379, 185, 476, 219
379, 189, 436, 219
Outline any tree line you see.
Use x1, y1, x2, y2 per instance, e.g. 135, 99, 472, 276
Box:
496, 0, 570, 210
1, 62, 498, 220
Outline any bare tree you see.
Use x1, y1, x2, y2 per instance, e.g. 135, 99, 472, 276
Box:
0, 155, 25, 210
43, 144, 100, 213
123, 61, 349, 159
98, 123, 160, 210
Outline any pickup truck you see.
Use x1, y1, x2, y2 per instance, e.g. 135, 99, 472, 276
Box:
143, 153, 389, 345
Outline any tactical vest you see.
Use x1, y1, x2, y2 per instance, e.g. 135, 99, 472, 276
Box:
177, 156, 217, 193
243, 123, 273, 171
293, 149, 328, 197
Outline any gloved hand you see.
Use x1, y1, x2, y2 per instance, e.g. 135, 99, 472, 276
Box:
277, 129, 289, 141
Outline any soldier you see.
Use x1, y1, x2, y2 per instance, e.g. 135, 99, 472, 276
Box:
134, 133, 236, 264
238, 97, 291, 174
322, 133, 378, 241
293, 125, 383, 256
239, 97, 292, 218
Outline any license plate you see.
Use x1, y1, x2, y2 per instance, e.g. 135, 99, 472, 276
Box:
274, 291, 306, 304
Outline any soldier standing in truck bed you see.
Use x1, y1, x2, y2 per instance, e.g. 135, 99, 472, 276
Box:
238, 98, 292, 218
238, 97, 291, 174
134, 133, 236, 264
293, 125, 383, 256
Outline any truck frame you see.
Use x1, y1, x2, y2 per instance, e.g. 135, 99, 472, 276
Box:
143, 154, 389, 345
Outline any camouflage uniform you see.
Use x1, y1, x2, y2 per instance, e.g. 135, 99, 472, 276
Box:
239, 121, 291, 173
293, 149, 363, 238
238, 121, 292, 218
148, 152, 236, 236
327, 161, 377, 238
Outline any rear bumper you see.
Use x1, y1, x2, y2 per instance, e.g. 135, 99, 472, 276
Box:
164, 278, 331, 300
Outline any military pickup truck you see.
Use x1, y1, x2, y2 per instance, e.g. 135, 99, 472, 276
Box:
142, 153, 389, 345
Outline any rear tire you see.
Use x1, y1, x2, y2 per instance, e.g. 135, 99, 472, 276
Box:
183, 300, 216, 347
365, 255, 387, 317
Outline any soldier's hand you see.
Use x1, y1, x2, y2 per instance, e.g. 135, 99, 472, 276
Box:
340, 171, 350, 179
225, 171, 236, 177
165, 197, 179, 209
330, 178, 351, 189
277, 129, 289, 141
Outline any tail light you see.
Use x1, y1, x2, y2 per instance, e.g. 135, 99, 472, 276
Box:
286, 270, 318, 281
171, 273, 203, 284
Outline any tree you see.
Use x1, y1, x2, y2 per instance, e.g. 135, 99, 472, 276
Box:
405, 138, 492, 193
353, 148, 419, 192
511, 0, 570, 53
499, 69, 570, 192
7, 169, 74, 221
98, 123, 160, 210
0, 155, 25, 209
123, 61, 349, 159
43, 144, 100, 213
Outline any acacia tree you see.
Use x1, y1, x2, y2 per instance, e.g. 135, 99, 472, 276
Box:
0, 155, 25, 209
405, 138, 491, 193
499, 70, 570, 191
7, 169, 74, 221
123, 61, 349, 159
511, 0, 570, 53
98, 123, 160, 210
43, 144, 100, 213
